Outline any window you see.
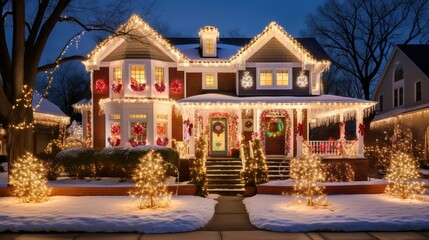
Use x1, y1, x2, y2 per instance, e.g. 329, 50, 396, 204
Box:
129, 114, 147, 146
203, 73, 217, 89
113, 67, 122, 83
155, 67, 164, 84
379, 95, 384, 112
156, 114, 168, 145
394, 87, 404, 107
260, 70, 273, 86
416, 81, 422, 102
205, 39, 214, 54
276, 70, 289, 86
394, 64, 404, 82
130, 65, 145, 84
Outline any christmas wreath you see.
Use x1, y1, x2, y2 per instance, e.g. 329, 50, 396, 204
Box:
95, 79, 106, 93
111, 82, 122, 93
245, 119, 253, 128
266, 118, 284, 138
130, 78, 146, 92
129, 138, 147, 147
110, 124, 120, 136
132, 124, 144, 136
155, 82, 166, 93
170, 79, 183, 94
156, 137, 169, 146
212, 121, 225, 136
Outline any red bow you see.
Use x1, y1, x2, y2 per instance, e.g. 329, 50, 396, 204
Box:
297, 123, 303, 136
358, 123, 366, 137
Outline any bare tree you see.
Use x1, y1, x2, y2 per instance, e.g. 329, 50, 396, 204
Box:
0, 0, 156, 167
226, 27, 246, 38
305, 0, 429, 100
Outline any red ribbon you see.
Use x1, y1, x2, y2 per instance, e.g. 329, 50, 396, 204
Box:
297, 123, 303, 136
358, 123, 366, 137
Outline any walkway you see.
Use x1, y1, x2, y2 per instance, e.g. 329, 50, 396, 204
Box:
0, 196, 428, 239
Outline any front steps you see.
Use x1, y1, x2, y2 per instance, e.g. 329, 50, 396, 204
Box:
206, 157, 244, 195
266, 157, 291, 181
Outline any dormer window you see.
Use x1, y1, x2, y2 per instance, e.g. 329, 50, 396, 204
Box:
199, 26, 219, 57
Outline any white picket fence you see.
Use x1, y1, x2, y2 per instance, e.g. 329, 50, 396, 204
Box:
307, 140, 358, 157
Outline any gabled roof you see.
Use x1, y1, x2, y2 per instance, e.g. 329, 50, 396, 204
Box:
83, 15, 330, 69
397, 45, 429, 78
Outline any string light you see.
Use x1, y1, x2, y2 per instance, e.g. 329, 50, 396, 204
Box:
240, 137, 269, 187
99, 97, 175, 113
9, 152, 51, 203
190, 135, 208, 197
129, 150, 171, 209
290, 151, 327, 207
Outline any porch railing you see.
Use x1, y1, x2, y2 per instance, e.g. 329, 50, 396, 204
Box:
307, 140, 358, 157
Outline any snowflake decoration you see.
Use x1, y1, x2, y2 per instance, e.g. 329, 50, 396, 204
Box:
241, 71, 253, 89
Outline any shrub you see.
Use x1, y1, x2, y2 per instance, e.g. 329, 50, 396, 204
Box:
37, 152, 63, 180
94, 147, 129, 181
55, 148, 95, 179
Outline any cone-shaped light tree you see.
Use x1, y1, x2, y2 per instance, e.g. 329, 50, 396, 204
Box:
190, 136, 208, 197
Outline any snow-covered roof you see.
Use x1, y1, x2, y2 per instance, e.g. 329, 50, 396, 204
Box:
372, 102, 429, 122
178, 93, 375, 105
32, 92, 67, 116
174, 44, 241, 60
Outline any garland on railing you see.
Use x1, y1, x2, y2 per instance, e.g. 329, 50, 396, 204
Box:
130, 78, 146, 92
156, 137, 169, 146
259, 110, 291, 155
111, 82, 122, 93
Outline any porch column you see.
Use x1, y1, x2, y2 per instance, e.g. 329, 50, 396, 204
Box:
296, 109, 303, 157
339, 113, 345, 140
189, 110, 196, 158
82, 111, 88, 143
356, 109, 364, 158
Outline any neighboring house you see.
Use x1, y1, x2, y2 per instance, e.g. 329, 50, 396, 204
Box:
371, 45, 429, 160
80, 15, 375, 185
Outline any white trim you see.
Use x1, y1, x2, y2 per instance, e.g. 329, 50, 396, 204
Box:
256, 66, 293, 90
202, 72, 218, 89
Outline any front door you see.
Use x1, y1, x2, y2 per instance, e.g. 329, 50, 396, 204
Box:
265, 117, 285, 155
210, 118, 228, 156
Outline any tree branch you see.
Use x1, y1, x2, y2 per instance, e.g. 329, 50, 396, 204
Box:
37, 55, 86, 72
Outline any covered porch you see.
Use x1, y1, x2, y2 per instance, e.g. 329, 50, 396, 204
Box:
176, 94, 376, 159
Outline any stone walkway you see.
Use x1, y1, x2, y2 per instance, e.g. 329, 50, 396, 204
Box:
0, 196, 428, 239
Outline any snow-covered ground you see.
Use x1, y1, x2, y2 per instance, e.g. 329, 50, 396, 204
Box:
0, 196, 216, 233
244, 194, 429, 232
261, 179, 388, 186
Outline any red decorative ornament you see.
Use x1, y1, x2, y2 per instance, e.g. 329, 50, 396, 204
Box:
170, 79, 183, 94
358, 123, 366, 137
155, 82, 166, 93
297, 123, 303, 136
107, 137, 121, 147
129, 138, 147, 147
156, 137, 169, 146
157, 124, 166, 136
132, 124, 144, 136
130, 79, 146, 92
95, 79, 106, 93
110, 124, 120, 136
111, 82, 122, 93
212, 121, 225, 136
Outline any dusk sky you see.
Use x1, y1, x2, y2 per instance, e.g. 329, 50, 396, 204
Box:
41, 0, 326, 65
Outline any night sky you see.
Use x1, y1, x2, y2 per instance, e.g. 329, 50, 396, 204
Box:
40, 0, 325, 65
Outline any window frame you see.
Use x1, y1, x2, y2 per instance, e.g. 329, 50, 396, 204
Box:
202, 72, 218, 89
394, 64, 404, 82
256, 67, 293, 90
154, 67, 165, 85
129, 64, 146, 84
415, 81, 422, 102
128, 113, 148, 143
205, 39, 215, 55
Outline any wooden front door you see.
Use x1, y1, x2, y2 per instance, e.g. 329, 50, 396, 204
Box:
210, 118, 228, 156
265, 117, 285, 155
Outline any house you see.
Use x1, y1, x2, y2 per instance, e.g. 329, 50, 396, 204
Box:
371, 45, 429, 160
80, 15, 375, 186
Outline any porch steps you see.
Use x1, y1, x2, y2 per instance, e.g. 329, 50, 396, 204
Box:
266, 158, 291, 180
206, 157, 244, 195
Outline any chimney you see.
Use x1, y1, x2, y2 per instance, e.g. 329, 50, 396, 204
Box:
199, 26, 219, 58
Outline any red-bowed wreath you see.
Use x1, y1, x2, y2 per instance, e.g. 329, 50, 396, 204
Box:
212, 121, 225, 136
110, 124, 120, 136
107, 137, 121, 147
156, 137, 169, 146
358, 123, 366, 137
111, 82, 122, 93
131, 124, 144, 136
297, 123, 303, 136
129, 138, 147, 147
95, 79, 106, 93
130, 79, 146, 92
155, 82, 166, 93
170, 79, 183, 94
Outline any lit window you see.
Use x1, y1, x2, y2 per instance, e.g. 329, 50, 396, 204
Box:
416, 81, 422, 102
155, 67, 164, 84
130, 121, 147, 143
113, 67, 122, 83
205, 39, 214, 54
130, 65, 145, 84
130, 114, 147, 119
276, 70, 289, 86
260, 70, 273, 86
157, 122, 167, 139
394, 64, 404, 82
205, 74, 215, 87
379, 95, 384, 112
